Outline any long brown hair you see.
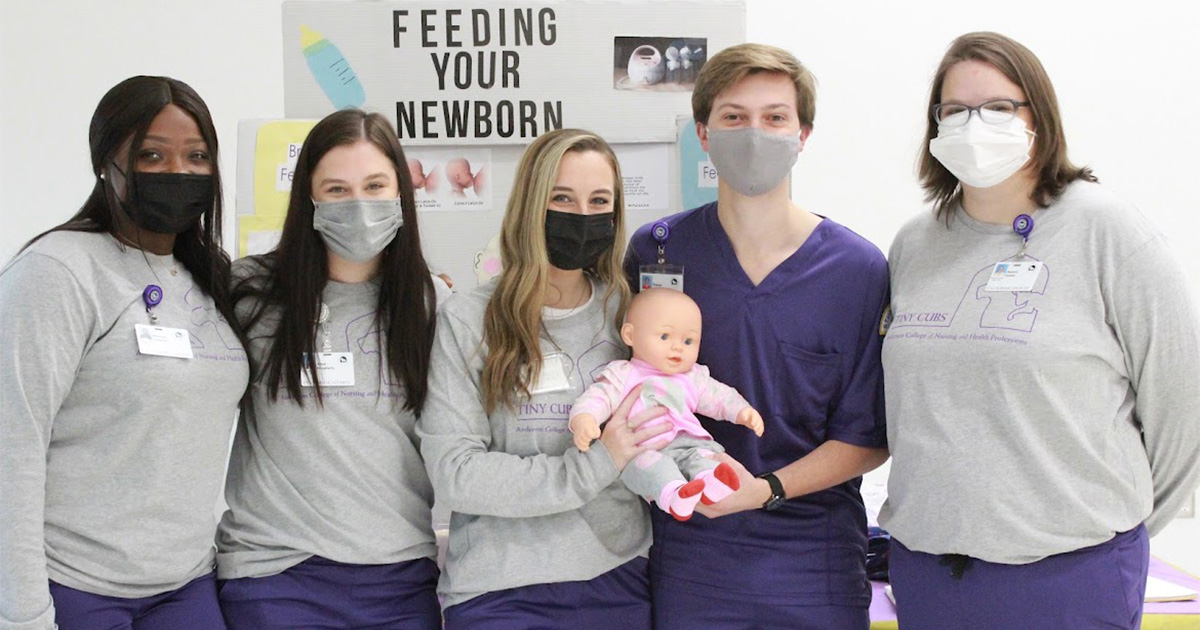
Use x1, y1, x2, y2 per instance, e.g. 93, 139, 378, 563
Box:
481, 129, 631, 414
918, 31, 1097, 218
233, 109, 437, 413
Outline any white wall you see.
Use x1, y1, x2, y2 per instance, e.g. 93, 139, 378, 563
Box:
2, 0, 1198, 572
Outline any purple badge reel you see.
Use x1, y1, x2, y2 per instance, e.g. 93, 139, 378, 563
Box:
143, 284, 163, 324
639, 221, 685, 293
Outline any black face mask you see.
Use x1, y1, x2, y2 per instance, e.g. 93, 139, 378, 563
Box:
544, 210, 616, 271
117, 169, 215, 234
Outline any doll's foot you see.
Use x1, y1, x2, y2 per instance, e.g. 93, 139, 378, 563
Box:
698, 463, 741, 505
665, 479, 705, 521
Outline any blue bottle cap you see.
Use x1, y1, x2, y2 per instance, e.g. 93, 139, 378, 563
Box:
143, 285, 163, 309
651, 221, 670, 243
1013, 214, 1034, 239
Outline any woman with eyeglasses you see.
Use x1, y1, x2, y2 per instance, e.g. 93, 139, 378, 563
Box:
878, 31, 1200, 629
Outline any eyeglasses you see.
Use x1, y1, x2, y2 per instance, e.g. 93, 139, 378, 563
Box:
932, 99, 1030, 127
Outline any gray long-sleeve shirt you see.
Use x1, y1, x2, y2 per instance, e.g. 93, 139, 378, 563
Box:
0, 231, 247, 629
216, 257, 451, 579
880, 181, 1200, 563
416, 280, 651, 608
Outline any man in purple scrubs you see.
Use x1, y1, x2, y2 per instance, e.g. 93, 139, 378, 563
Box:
624, 43, 890, 630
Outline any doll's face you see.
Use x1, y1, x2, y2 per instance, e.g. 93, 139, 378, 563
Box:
620, 289, 702, 375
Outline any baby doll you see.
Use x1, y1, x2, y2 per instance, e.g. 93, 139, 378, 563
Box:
569, 288, 764, 521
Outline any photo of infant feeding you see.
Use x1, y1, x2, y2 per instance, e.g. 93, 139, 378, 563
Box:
407, 149, 492, 210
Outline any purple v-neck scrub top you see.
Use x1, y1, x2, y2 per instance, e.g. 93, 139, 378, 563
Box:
625, 202, 890, 607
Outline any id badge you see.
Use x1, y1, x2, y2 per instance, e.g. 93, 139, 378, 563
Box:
135, 324, 193, 359
638, 264, 685, 293
300, 352, 355, 387
530, 351, 571, 395
984, 261, 1042, 292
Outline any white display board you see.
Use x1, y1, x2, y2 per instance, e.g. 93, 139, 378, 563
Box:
269, 0, 746, 289
282, 0, 746, 145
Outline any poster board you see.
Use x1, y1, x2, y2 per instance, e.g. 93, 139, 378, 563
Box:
241, 0, 745, 289
282, 0, 746, 145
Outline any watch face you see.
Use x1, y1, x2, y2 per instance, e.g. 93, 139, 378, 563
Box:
764, 495, 786, 511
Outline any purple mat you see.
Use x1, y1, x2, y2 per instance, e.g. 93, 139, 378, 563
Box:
868, 556, 1200, 622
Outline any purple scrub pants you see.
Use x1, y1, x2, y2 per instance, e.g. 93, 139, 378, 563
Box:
443, 556, 651, 630
890, 524, 1149, 630
218, 556, 440, 630
50, 572, 226, 630
652, 578, 869, 630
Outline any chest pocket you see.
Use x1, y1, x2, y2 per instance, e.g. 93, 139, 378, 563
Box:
771, 341, 843, 437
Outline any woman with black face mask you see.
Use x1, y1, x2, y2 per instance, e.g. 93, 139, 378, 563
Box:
416, 128, 671, 630
0, 76, 248, 629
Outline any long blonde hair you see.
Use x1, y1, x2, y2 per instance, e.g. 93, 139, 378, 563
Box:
482, 129, 631, 414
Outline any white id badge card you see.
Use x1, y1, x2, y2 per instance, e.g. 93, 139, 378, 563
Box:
135, 324, 194, 359
530, 351, 571, 395
638, 264, 685, 292
984, 261, 1043, 292
300, 352, 355, 387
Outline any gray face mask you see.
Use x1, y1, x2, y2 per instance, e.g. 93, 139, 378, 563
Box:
311, 197, 404, 264
706, 127, 801, 197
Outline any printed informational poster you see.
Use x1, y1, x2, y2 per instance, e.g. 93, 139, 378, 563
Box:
677, 116, 718, 211
254, 120, 318, 217
612, 144, 669, 211
282, 0, 746, 144
405, 147, 494, 211
236, 119, 317, 257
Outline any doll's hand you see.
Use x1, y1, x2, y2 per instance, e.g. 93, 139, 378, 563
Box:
736, 407, 764, 436
571, 414, 602, 452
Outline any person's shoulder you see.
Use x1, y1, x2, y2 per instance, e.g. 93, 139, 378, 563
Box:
1053, 181, 1157, 244
884, 207, 944, 263
817, 218, 887, 267
231, 254, 276, 292
438, 277, 495, 326
232, 254, 273, 281
2, 231, 122, 292
16, 230, 115, 270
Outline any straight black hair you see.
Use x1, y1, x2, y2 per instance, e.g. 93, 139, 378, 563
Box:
233, 109, 437, 414
24, 75, 244, 350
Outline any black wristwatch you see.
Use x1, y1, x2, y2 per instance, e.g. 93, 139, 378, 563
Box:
758, 472, 786, 511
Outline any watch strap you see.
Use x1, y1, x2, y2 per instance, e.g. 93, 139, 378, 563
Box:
758, 472, 785, 510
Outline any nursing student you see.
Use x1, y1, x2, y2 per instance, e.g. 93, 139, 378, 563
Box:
216, 109, 450, 629
0, 76, 247, 629
624, 44, 890, 629
417, 128, 671, 630
881, 31, 1200, 630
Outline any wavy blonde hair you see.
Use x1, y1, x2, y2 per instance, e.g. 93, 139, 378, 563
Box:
482, 129, 631, 414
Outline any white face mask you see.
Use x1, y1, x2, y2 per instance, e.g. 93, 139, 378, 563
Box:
312, 197, 404, 264
929, 115, 1035, 188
